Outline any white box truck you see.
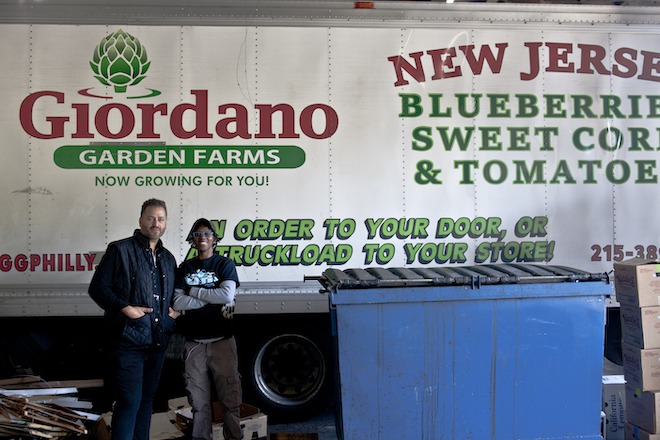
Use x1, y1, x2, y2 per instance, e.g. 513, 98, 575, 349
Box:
0, 0, 658, 420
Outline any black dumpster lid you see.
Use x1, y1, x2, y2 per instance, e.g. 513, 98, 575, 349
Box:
319, 263, 609, 290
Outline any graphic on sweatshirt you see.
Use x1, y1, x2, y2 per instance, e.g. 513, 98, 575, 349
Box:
185, 268, 235, 319
185, 269, 218, 287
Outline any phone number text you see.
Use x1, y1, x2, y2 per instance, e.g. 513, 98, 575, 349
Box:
591, 244, 659, 262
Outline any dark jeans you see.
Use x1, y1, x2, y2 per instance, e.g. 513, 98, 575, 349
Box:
108, 346, 166, 440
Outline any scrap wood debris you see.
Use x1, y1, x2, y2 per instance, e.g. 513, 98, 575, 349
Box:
0, 393, 89, 438
0, 375, 103, 391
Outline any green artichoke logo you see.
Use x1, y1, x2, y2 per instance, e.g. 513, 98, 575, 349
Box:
90, 29, 150, 93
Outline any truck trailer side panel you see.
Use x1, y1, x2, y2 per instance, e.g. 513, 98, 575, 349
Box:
0, 0, 659, 420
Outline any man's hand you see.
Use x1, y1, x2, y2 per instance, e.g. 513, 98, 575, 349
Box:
168, 307, 181, 320
121, 305, 153, 319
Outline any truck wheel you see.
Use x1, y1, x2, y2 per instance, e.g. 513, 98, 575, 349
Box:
244, 332, 332, 422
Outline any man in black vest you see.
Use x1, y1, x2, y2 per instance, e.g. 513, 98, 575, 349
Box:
89, 198, 179, 440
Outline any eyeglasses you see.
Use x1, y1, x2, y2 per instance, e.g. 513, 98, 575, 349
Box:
192, 231, 214, 238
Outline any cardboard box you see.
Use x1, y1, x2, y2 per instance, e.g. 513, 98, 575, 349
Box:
168, 396, 189, 412
93, 412, 112, 440
213, 412, 267, 440
627, 384, 660, 434
623, 342, 660, 392
614, 259, 660, 308
603, 375, 626, 440
173, 401, 267, 440
621, 304, 660, 349
626, 422, 660, 440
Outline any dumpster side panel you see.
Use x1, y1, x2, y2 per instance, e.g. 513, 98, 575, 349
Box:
450, 300, 501, 439
333, 285, 606, 440
381, 303, 427, 437
334, 303, 382, 436
509, 296, 605, 439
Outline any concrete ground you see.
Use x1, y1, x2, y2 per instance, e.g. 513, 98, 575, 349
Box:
267, 405, 339, 440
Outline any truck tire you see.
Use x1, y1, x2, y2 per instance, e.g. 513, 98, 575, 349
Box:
241, 327, 333, 422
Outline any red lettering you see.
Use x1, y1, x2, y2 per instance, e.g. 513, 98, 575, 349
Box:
576, 43, 610, 75
522, 42, 656, 83
96, 103, 135, 138
71, 103, 93, 138
0, 253, 97, 272
300, 104, 338, 139
75, 254, 86, 271
521, 42, 543, 81
256, 104, 297, 139
388, 51, 426, 87
65, 254, 75, 271
613, 47, 638, 78
19, 91, 68, 139
428, 47, 461, 80
84, 253, 96, 270
546, 42, 574, 73
639, 50, 660, 82
43, 253, 55, 271
458, 43, 507, 75
137, 103, 167, 138
15, 254, 28, 272
389, 44, 506, 87
20, 90, 337, 140
216, 104, 251, 139
0, 254, 11, 272
170, 89, 212, 139
30, 254, 41, 271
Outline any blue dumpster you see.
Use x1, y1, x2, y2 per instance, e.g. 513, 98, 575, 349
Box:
323, 264, 610, 440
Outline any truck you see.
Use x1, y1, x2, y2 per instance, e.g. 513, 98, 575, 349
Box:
0, 0, 659, 421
